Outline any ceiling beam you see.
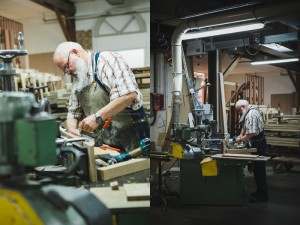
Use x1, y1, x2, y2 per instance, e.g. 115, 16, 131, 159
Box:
31, 0, 76, 15
223, 55, 241, 80
186, 32, 300, 54
287, 69, 297, 89
31, 0, 76, 41
55, 9, 71, 41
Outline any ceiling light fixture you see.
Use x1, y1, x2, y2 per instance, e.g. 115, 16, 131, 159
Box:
261, 43, 293, 52
183, 22, 265, 40
251, 58, 299, 65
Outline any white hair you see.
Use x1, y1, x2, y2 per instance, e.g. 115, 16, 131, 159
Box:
53, 42, 83, 63
235, 99, 249, 109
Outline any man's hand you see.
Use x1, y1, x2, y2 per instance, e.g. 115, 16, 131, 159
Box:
236, 136, 242, 144
69, 128, 82, 137
79, 114, 100, 132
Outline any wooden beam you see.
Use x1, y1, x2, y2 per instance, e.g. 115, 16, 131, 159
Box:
97, 158, 150, 181
83, 141, 97, 183
30, 0, 76, 15
90, 187, 150, 210
55, 8, 72, 41
287, 69, 297, 89
123, 183, 150, 201
223, 55, 241, 80
31, 0, 76, 41
224, 148, 257, 154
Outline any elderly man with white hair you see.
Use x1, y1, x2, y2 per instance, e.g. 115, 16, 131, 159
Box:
235, 99, 268, 202
53, 42, 149, 152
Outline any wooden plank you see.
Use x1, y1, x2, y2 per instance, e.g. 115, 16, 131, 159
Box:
265, 136, 300, 148
83, 141, 97, 183
212, 154, 271, 162
224, 148, 257, 154
110, 181, 119, 190
123, 183, 150, 201
222, 153, 258, 158
97, 158, 150, 181
90, 186, 150, 211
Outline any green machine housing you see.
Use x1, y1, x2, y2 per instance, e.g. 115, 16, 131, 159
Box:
15, 115, 57, 166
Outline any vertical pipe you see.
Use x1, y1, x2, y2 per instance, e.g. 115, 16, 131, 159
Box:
171, 43, 183, 125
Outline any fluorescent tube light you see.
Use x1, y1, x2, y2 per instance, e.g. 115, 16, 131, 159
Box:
183, 22, 265, 40
261, 43, 293, 52
251, 58, 299, 65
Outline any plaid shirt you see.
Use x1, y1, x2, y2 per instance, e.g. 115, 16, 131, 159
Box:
243, 106, 264, 135
67, 51, 143, 119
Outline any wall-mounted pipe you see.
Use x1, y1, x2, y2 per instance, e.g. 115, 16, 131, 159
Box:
170, 0, 300, 126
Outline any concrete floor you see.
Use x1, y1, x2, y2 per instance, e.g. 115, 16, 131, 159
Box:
150, 162, 300, 225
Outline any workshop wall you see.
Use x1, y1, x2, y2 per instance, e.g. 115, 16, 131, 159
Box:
23, 18, 65, 55
75, 0, 150, 68
225, 72, 296, 106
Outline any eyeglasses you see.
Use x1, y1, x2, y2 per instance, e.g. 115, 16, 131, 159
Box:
63, 52, 71, 74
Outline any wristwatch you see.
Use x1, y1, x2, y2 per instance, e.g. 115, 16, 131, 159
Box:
95, 113, 104, 124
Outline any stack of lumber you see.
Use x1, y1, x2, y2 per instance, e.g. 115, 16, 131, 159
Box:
264, 123, 300, 132
44, 91, 58, 105
264, 115, 300, 148
265, 136, 300, 148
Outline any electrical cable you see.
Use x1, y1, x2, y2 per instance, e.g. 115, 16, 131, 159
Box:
243, 38, 261, 56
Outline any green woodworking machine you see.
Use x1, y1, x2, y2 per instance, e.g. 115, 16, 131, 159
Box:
0, 33, 111, 225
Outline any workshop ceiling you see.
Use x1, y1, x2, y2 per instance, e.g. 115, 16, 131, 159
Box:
151, 0, 300, 76
0, 0, 55, 20
2, 0, 300, 76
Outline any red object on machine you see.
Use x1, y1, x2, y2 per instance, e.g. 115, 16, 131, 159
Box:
151, 93, 164, 111
103, 118, 112, 129
99, 145, 120, 152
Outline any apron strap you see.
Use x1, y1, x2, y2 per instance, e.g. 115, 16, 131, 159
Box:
94, 52, 109, 94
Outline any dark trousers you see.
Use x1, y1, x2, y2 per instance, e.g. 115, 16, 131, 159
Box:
251, 132, 268, 197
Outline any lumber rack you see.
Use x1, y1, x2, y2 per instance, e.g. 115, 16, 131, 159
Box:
264, 115, 300, 158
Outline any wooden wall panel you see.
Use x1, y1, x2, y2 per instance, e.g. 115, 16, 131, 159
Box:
271, 93, 293, 115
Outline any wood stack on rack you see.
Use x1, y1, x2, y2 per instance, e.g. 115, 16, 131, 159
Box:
45, 84, 72, 121
265, 115, 300, 149
0, 16, 23, 50
15, 69, 61, 94
132, 67, 150, 111
44, 88, 71, 108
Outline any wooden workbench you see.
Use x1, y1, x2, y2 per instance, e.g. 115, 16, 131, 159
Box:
212, 153, 271, 161
90, 186, 150, 212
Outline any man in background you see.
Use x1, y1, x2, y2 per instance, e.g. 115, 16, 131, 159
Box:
235, 99, 268, 202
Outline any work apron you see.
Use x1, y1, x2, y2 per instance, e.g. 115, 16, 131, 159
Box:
75, 83, 140, 152
93, 52, 149, 141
